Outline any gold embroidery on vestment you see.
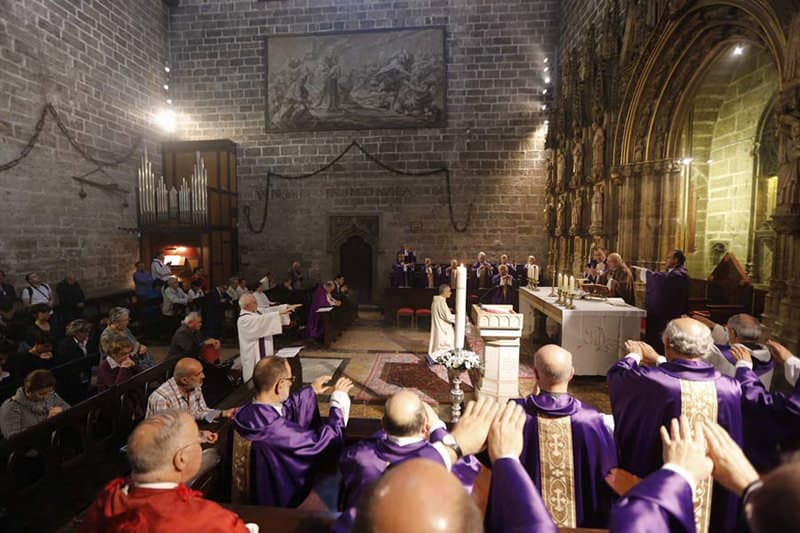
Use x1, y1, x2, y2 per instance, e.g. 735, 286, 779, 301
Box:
680, 379, 718, 533
537, 415, 577, 528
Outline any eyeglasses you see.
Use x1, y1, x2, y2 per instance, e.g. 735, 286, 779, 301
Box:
175, 436, 204, 453
281, 375, 297, 384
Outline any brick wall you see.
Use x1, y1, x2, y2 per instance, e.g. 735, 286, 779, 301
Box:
0, 0, 168, 295
167, 0, 558, 300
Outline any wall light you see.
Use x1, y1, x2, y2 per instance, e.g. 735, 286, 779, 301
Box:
544, 76, 551, 84
164, 66, 171, 73
163, 84, 169, 91
544, 57, 549, 63
155, 109, 176, 133
733, 45, 744, 56
680, 157, 693, 166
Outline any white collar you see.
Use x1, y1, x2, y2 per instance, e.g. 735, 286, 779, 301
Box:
133, 482, 179, 490
386, 435, 426, 446
106, 356, 120, 369
253, 400, 283, 415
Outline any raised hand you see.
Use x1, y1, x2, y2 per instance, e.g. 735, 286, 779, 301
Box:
729, 344, 752, 365
488, 402, 526, 463
624, 340, 643, 357
660, 416, 712, 487
766, 340, 794, 365
450, 396, 501, 456
200, 430, 218, 444
334, 377, 354, 394
311, 375, 332, 394
701, 420, 759, 495
421, 401, 442, 428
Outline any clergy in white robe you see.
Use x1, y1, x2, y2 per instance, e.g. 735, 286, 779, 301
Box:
237, 293, 297, 382
428, 285, 455, 356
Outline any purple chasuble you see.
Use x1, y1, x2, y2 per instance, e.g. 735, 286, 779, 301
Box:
304, 286, 329, 340
607, 357, 743, 533
610, 468, 695, 533
233, 386, 346, 507
737, 366, 800, 472
485, 458, 557, 533
514, 393, 617, 528
644, 266, 689, 350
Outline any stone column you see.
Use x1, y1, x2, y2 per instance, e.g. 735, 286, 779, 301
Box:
616, 167, 636, 262
658, 161, 684, 260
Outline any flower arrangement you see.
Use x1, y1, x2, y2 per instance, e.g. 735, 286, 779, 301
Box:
431, 348, 483, 373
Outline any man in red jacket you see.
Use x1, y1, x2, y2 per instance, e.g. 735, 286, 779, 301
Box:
82, 410, 250, 532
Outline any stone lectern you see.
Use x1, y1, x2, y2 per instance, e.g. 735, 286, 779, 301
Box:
470, 304, 523, 403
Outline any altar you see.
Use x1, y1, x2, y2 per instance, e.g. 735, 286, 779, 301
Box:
518, 286, 647, 375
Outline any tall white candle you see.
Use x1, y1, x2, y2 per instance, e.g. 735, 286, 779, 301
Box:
533, 265, 539, 282
455, 264, 467, 350
569, 275, 575, 292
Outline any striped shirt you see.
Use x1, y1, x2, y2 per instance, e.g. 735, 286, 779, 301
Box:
146, 377, 218, 422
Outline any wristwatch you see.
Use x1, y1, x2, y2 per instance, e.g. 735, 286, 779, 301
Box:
441, 434, 463, 459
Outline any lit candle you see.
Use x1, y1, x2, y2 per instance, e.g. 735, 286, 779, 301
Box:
533, 264, 539, 282
569, 275, 575, 292
455, 264, 467, 350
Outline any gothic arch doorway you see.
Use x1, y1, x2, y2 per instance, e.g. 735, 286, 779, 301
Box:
339, 235, 373, 305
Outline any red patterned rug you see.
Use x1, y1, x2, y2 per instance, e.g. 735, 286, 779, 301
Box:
354, 353, 535, 405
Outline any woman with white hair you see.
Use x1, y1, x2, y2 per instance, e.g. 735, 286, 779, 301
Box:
100, 307, 155, 369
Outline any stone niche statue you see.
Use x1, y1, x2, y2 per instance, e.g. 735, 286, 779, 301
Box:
591, 183, 605, 232
572, 131, 584, 184
545, 196, 556, 232
545, 150, 555, 190
570, 191, 583, 234
556, 146, 568, 191
555, 196, 565, 236
592, 120, 605, 180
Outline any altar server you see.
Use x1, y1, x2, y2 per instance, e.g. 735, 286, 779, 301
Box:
428, 285, 456, 356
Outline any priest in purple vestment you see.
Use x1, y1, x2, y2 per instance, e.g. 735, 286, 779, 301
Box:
338, 390, 480, 510
343, 401, 556, 533
608, 318, 744, 533
471, 252, 495, 290
489, 265, 517, 306
730, 341, 800, 472
233, 356, 353, 507
690, 312, 775, 388
638, 249, 690, 353
512, 345, 617, 528
305, 282, 339, 341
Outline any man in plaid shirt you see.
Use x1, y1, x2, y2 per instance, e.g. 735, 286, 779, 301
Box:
146, 358, 236, 425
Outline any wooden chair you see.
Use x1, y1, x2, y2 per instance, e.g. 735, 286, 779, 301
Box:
414, 308, 432, 328
396, 307, 415, 328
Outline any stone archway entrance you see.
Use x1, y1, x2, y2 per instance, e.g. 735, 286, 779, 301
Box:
329, 214, 380, 304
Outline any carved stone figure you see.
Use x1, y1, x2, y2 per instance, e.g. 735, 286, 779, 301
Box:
545, 151, 555, 190
572, 131, 584, 183
545, 197, 556, 232
556, 147, 568, 191
592, 120, 605, 179
591, 183, 605, 232
555, 196, 565, 236
570, 191, 583, 234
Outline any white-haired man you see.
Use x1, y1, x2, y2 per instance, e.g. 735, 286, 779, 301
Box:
237, 292, 299, 382
168, 312, 221, 360
608, 317, 744, 533
690, 312, 774, 388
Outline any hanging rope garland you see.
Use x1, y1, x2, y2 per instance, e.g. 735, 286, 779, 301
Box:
242, 140, 473, 234
0, 103, 142, 173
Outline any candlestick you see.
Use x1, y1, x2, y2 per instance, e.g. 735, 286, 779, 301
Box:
455, 264, 467, 350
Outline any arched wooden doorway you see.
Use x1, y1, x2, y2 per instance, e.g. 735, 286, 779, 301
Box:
339, 235, 373, 304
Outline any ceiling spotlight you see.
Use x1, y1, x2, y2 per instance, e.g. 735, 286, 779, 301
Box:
680, 157, 693, 166
733, 45, 744, 56
544, 76, 551, 84
543, 88, 548, 95
544, 119, 550, 125
155, 109, 176, 133
166, 98, 173, 105
544, 57, 549, 63
164, 66, 171, 73
544, 66, 549, 72
541, 105, 547, 111
163, 84, 169, 91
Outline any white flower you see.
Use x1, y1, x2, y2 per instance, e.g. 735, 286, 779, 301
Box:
431, 349, 482, 372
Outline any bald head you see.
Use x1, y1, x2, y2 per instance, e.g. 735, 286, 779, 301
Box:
747, 462, 800, 533
353, 459, 482, 533
663, 317, 714, 359
174, 357, 202, 379
383, 390, 426, 438
533, 344, 574, 391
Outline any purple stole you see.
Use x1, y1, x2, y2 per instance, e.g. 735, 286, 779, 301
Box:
737, 366, 800, 472
514, 393, 616, 528
610, 468, 695, 533
608, 357, 743, 533
232, 387, 345, 507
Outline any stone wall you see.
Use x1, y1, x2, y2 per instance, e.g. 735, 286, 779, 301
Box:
0, 0, 168, 295
167, 0, 558, 301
